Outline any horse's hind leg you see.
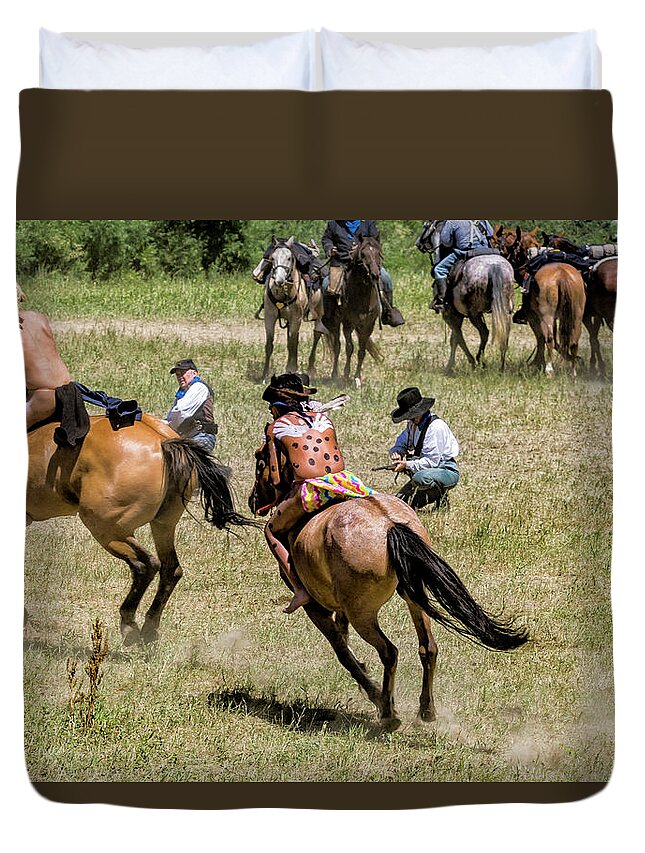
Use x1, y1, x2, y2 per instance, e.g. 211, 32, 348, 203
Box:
140, 501, 185, 643
346, 609, 399, 728
83, 519, 160, 646
305, 602, 384, 715
470, 314, 489, 367
404, 596, 438, 722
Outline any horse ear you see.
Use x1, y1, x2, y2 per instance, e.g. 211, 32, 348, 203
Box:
529, 228, 538, 237
495, 224, 503, 237
515, 225, 522, 240
541, 231, 549, 246
271, 235, 277, 247
287, 236, 294, 246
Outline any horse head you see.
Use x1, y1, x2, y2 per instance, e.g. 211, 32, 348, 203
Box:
248, 436, 279, 516
351, 236, 382, 281
270, 239, 295, 289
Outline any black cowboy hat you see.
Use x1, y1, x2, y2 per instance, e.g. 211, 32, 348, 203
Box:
262, 372, 317, 405
170, 358, 198, 375
296, 373, 318, 396
391, 387, 436, 423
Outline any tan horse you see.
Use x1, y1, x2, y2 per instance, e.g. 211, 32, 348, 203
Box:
262, 239, 324, 382
249, 452, 528, 730
526, 263, 587, 377
27, 414, 255, 645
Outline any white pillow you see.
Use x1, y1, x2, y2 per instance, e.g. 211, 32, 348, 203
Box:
320, 30, 600, 90
40, 29, 316, 90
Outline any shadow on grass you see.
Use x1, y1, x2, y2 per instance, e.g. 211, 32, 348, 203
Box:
207, 687, 375, 735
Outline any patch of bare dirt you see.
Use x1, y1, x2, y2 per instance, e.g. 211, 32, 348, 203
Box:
51, 318, 266, 345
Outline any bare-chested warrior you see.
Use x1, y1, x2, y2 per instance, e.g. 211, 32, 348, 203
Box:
18, 285, 72, 430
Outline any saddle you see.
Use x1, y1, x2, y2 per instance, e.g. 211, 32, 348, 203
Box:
525, 248, 594, 277
447, 247, 501, 287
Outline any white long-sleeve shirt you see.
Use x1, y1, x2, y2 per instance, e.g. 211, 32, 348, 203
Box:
389, 416, 459, 473
165, 381, 211, 436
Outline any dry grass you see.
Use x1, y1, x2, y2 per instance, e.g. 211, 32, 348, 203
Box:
23, 274, 614, 783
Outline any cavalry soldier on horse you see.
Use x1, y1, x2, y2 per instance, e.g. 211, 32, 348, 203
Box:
257, 373, 373, 614
431, 219, 494, 312
322, 219, 405, 327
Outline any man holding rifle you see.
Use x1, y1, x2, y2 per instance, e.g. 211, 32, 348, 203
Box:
385, 387, 460, 511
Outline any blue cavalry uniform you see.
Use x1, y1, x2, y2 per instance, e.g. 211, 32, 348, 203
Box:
431, 220, 493, 312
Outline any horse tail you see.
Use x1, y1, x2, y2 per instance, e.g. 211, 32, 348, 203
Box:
161, 438, 258, 531
387, 523, 529, 651
488, 262, 512, 352
366, 336, 384, 363
557, 277, 575, 360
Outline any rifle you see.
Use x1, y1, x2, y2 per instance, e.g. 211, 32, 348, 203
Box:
371, 464, 398, 472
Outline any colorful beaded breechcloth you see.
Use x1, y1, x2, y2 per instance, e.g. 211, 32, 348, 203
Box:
300, 470, 375, 513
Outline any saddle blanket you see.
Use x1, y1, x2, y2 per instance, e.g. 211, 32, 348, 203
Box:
300, 469, 375, 513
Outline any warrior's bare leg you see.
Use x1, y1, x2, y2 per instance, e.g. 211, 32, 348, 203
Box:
264, 493, 311, 613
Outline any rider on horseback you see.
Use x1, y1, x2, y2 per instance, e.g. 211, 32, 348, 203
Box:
259, 373, 373, 614
431, 220, 494, 312
322, 220, 405, 327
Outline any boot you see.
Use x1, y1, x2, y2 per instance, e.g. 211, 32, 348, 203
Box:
431, 278, 448, 313
380, 291, 405, 327
513, 293, 529, 325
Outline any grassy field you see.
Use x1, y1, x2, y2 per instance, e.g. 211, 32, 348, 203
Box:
22, 268, 614, 783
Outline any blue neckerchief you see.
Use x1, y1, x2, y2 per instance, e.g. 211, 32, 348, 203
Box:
345, 219, 361, 235
175, 376, 202, 400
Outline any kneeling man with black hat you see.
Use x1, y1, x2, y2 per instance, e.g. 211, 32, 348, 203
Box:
389, 387, 460, 510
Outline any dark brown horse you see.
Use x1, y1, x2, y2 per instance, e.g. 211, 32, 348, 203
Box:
249, 448, 528, 730
27, 414, 254, 645
324, 236, 383, 387
542, 233, 617, 376
442, 254, 515, 372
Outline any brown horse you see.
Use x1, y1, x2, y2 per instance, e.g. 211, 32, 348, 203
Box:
497, 230, 586, 376
27, 414, 255, 645
324, 236, 383, 387
442, 254, 515, 372
249, 450, 528, 730
542, 233, 617, 376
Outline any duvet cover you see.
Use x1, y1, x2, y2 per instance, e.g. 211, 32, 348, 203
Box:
18, 89, 617, 809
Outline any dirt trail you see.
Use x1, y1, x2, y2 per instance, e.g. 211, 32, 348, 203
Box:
51, 318, 265, 344
51, 316, 447, 347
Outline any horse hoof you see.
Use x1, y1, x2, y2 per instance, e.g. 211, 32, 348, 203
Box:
416, 709, 436, 724
121, 624, 141, 647
379, 716, 402, 734
141, 625, 159, 644
354, 377, 362, 389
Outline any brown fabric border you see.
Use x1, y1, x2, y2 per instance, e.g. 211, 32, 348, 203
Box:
17, 90, 616, 219
32, 781, 606, 809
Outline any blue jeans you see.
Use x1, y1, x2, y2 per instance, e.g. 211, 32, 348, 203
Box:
433, 250, 464, 280
411, 460, 459, 495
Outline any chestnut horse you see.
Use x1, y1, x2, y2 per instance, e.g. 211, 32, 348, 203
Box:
496, 228, 586, 376
542, 233, 617, 376
324, 236, 383, 387
27, 414, 255, 645
249, 449, 528, 730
